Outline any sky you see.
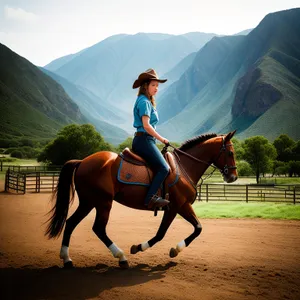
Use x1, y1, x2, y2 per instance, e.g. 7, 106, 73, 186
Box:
0, 0, 299, 66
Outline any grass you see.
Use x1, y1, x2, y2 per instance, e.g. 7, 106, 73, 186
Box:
192, 202, 300, 220
259, 177, 300, 185
0, 158, 41, 176
1, 158, 40, 166
202, 174, 300, 185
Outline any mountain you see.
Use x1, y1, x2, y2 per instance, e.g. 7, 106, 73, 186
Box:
234, 29, 252, 36
0, 43, 129, 146
44, 49, 87, 71
182, 32, 218, 49
160, 52, 197, 92
0, 43, 86, 143
44, 32, 217, 114
40, 68, 130, 144
157, 35, 245, 123
157, 8, 300, 142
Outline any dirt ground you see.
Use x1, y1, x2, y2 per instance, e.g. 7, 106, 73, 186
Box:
0, 180, 300, 300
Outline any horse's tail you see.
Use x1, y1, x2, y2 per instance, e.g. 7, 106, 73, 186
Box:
45, 160, 82, 239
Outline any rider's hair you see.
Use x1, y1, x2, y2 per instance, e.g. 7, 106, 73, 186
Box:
138, 81, 156, 108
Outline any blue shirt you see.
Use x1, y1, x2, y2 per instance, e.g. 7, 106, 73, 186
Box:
133, 95, 159, 132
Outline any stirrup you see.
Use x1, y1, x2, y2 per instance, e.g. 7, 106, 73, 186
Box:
147, 195, 170, 216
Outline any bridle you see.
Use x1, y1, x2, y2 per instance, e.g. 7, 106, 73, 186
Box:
163, 136, 237, 190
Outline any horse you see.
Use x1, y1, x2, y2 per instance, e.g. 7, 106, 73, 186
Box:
45, 131, 238, 269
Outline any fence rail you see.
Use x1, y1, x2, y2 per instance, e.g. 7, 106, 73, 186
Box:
197, 184, 300, 204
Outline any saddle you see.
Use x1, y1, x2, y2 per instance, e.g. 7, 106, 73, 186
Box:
117, 147, 179, 189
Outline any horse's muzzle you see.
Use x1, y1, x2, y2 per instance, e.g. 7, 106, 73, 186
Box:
224, 174, 238, 183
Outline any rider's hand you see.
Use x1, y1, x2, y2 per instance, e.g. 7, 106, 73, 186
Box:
163, 138, 169, 145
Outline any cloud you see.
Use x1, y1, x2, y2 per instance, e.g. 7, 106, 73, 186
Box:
4, 5, 39, 22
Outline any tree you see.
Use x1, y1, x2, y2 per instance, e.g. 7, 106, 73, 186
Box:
38, 124, 113, 165
242, 136, 277, 183
288, 161, 300, 177
116, 137, 133, 153
273, 134, 295, 161
291, 141, 300, 161
272, 160, 289, 176
231, 137, 244, 160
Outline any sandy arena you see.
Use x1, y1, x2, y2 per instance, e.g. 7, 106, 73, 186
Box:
0, 180, 300, 300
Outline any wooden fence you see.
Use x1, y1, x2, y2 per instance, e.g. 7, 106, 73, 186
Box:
5, 169, 60, 194
3, 168, 300, 203
0, 162, 61, 172
197, 184, 300, 204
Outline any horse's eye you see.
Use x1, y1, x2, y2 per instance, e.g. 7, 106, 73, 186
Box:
228, 151, 233, 157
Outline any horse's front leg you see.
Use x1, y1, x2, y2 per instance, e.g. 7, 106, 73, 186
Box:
169, 202, 202, 258
131, 208, 177, 254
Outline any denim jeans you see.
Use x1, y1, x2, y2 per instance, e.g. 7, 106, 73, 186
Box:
132, 134, 170, 205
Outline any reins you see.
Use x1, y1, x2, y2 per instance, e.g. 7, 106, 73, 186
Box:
162, 137, 237, 192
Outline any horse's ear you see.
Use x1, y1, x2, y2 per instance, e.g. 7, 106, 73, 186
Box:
225, 130, 237, 141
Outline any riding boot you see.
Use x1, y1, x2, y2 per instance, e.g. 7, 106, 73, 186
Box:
147, 194, 170, 210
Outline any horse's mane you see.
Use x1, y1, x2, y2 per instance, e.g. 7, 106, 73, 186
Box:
179, 133, 218, 151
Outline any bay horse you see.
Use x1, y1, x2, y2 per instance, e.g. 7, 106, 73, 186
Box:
45, 131, 238, 269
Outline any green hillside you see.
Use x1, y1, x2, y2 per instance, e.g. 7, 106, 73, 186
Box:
158, 8, 300, 142
0, 43, 86, 143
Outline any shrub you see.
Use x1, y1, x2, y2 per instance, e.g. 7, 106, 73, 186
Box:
236, 160, 254, 176
10, 150, 24, 158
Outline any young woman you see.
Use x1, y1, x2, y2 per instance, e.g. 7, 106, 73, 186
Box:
132, 69, 170, 210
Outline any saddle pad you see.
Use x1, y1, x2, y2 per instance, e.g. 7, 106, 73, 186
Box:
117, 158, 153, 186
117, 152, 180, 187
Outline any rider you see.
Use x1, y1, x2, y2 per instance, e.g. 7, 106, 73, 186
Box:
132, 69, 170, 210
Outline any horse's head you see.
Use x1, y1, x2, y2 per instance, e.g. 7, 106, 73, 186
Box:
212, 130, 238, 183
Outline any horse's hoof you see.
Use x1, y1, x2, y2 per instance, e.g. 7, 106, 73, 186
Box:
119, 260, 129, 269
169, 248, 178, 258
130, 244, 139, 254
63, 261, 74, 269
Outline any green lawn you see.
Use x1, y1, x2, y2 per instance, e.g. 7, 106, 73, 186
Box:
259, 177, 300, 185
1, 158, 40, 166
192, 202, 300, 220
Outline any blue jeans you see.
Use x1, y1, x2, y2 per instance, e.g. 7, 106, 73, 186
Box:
132, 134, 170, 205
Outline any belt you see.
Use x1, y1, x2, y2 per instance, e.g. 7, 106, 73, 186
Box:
135, 132, 151, 137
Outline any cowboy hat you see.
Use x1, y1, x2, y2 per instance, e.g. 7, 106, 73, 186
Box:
132, 69, 167, 89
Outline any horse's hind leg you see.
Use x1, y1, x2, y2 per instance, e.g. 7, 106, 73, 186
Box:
130, 207, 177, 255
169, 202, 202, 258
92, 200, 129, 269
60, 202, 93, 268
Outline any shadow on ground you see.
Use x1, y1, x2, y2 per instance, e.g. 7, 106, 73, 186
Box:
0, 261, 177, 299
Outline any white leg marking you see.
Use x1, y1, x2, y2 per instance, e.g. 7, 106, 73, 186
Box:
176, 240, 186, 253
109, 243, 127, 262
141, 242, 150, 251
59, 245, 72, 263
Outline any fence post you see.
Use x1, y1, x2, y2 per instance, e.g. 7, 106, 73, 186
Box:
0, 160, 2, 171
246, 185, 248, 203
294, 186, 296, 205
35, 172, 41, 192
5, 169, 9, 192
24, 174, 26, 194
16, 173, 19, 193
206, 185, 209, 202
